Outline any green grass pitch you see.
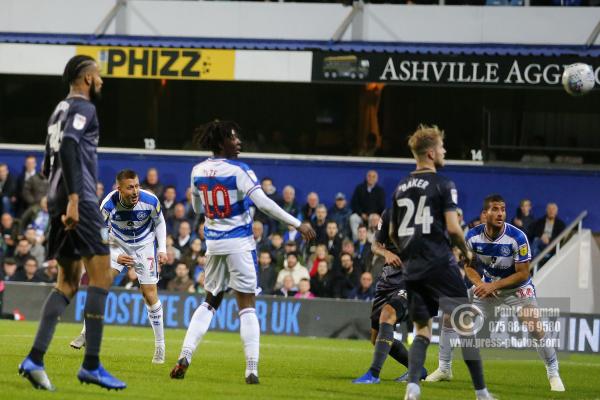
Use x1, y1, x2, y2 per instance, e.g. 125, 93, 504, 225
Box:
1, 321, 598, 399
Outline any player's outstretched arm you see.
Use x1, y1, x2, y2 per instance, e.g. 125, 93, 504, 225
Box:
249, 189, 315, 241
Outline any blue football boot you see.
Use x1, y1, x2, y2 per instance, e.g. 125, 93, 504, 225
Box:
395, 367, 428, 383
77, 363, 126, 390
18, 357, 55, 391
352, 370, 380, 384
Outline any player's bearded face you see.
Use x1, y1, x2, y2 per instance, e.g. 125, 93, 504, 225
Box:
88, 66, 103, 103
487, 202, 506, 228
89, 78, 102, 103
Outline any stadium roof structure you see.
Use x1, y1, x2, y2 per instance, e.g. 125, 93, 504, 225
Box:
1, 32, 599, 57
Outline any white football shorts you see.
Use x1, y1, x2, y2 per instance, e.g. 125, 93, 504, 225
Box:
203, 250, 258, 296
110, 243, 159, 285
472, 280, 538, 320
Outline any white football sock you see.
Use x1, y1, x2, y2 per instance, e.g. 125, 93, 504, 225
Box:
535, 334, 559, 376
81, 320, 86, 335
147, 300, 165, 346
239, 307, 260, 377
439, 326, 457, 371
180, 302, 215, 363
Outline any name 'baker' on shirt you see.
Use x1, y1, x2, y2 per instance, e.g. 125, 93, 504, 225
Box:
396, 178, 430, 193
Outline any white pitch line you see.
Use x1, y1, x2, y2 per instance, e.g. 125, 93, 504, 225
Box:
2, 334, 598, 361
0, 334, 372, 353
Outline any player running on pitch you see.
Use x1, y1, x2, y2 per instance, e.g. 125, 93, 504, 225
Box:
69, 169, 168, 364
352, 211, 427, 384
431, 194, 565, 392
393, 125, 493, 400
19, 55, 125, 391
170, 120, 315, 384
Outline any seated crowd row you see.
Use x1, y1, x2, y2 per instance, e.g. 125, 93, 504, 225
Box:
0, 158, 567, 300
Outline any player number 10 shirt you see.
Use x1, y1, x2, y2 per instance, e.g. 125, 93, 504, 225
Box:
190, 158, 261, 255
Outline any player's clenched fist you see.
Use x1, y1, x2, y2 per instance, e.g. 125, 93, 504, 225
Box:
62, 197, 80, 230
384, 251, 402, 267
117, 254, 135, 266
158, 252, 168, 266
298, 223, 316, 241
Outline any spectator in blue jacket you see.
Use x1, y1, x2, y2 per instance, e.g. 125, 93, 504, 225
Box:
328, 192, 352, 239
347, 272, 375, 301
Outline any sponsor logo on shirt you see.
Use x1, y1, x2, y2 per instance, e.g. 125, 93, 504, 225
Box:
519, 243, 528, 257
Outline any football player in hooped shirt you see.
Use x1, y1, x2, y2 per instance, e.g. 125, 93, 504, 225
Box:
463, 194, 565, 392
170, 120, 316, 384
70, 169, 168, 365
19, 55, 126, 391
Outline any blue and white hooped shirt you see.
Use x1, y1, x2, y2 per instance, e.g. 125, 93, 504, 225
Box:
190, 158, 260, 255
466, 223, 532, 288
100, 189, 164, 250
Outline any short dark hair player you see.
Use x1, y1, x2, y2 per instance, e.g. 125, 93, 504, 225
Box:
18, 55, 126, 391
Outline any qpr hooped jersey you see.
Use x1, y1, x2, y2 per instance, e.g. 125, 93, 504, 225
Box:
101, 189, 162, 248
191, 158, 260, 255
465, 223, 532, 288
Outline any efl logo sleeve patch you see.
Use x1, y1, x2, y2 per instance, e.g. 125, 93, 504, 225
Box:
519, 243, 529, 257
73, 113, 87, 130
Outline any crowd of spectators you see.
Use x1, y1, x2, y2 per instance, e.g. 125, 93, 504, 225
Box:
0, 155, 568, 304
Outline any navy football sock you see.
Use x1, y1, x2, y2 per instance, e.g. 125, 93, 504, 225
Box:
369, 323, 395, 378
461, 338, 486, 390
82, 286, 108, 370
408, 335, 430, 384
389, 339, 409, 367
29, 289, 70, 365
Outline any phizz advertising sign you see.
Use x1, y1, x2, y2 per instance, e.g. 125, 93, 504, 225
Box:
312, 52, 600, 89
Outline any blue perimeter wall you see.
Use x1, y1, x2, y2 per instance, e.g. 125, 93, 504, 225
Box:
1, 149, 598, 231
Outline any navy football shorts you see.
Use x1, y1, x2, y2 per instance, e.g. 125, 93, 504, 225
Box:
405, 262, 469, 322
47, 201, 109, 260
